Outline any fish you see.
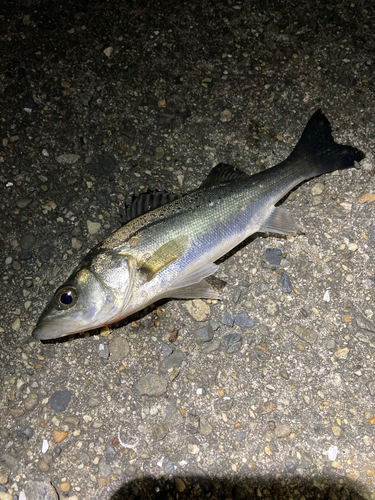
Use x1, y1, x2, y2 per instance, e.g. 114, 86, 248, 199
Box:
32, 110, 364, 340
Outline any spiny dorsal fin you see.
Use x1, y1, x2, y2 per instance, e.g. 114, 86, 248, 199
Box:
124, 191, 181, 223
200, 163, 250, 189
139, 235, 190, 281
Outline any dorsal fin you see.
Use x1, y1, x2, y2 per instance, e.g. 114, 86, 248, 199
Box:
123, 191, 181, 224
200, 163, 250, 189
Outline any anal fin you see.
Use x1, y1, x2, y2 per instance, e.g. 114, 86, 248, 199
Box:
163, 261, 220, 299
169, 279, 220, 300
260, 207, 302, 235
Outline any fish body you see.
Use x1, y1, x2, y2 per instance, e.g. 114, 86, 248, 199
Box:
32, 110, 364, 340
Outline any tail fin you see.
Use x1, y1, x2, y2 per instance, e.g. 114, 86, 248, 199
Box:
289, 109, 365, 177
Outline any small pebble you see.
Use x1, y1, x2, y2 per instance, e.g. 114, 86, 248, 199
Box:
290, 324, 317, 344
199, 416, 213, 436
64, 416, 80, 427
99, 461, 112, 477
183, 299, 211, 321
99, 343, 110, 359
215, 397, 234, 412
278, 273, 293, 293
335, 347, 349, 359
162, 342, 173, 356
12, 318, 21, 331
264, 248, 282, 267
275, 424, 291, 438
168, 367, 179, 381
110, 337, 130, 362
136, 373, 167, 396
24, 393, 38, 411
220, 109, 234, 122
106, 444, 117, 459
235, 430, 246, 442
88, 396, 102, 407
59, 482, 71, 492
71, 238, 83, 250
221, 312, 234, 327
210, 320, 220, 331
326, 339, 335, 350
175, 478, 186, 493
0, 473, 8, 485
194, 325, 214, 342
311, 182, 325, 195
154, 147, 164, 160
234, 313, 255, 328
152, 423, 169, 441
279, 370, 289, 380
0, 493, 12, 500
17, 198, 32, 208
38, 459, 50, 472
188, 443, 199, 454
53, 430, 68, 443
103, 46, 113, 57
39, 244, 54, 263
56, 154, 79, 165
87, 220, 101, 235
0, 429, 10, 439
366, 380, 375, 396
20, 234, 36, 250
54, 446, 62, 457
50, 390, 72, 412
223, 333, 242, 353
167, 323, 176, 333
42, 452, 53, 467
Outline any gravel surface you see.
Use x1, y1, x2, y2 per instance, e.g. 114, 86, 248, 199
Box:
1, 0, 375, 499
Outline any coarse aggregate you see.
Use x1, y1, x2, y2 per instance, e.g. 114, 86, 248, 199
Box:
1, 0, 375, 499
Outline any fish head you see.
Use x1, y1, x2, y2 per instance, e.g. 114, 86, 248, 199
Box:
32, 251, 137, 340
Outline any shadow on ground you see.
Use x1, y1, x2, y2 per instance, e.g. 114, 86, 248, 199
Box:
108, 475, 369, 500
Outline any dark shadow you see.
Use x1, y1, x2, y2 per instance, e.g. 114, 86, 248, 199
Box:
108, 474, 369, 500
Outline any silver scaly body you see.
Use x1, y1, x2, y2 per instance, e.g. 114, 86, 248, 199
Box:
32, 110, 364, 340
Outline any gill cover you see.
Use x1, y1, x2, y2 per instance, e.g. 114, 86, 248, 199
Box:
32, 252, 137, 340
91, 251, 137, 317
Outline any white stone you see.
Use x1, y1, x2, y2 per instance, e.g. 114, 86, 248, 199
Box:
328, 446, 338, 461
42, 439, 49, 453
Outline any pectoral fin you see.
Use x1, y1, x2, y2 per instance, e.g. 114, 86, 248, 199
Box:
259, 207, 302, 235
139, 235, 189, 281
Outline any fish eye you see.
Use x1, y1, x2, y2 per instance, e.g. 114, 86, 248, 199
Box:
54, 285, 78, 310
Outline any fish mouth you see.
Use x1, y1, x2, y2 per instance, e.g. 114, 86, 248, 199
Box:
32, 322, 62, 341
32, 318, 80, 341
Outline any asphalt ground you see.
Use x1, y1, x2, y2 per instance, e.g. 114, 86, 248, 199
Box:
1, 0, 375, 499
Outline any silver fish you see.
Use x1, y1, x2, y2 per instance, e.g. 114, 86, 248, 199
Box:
32, 110, 364, 340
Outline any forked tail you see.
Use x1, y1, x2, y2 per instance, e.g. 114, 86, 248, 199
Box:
288, 109, 365, 178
